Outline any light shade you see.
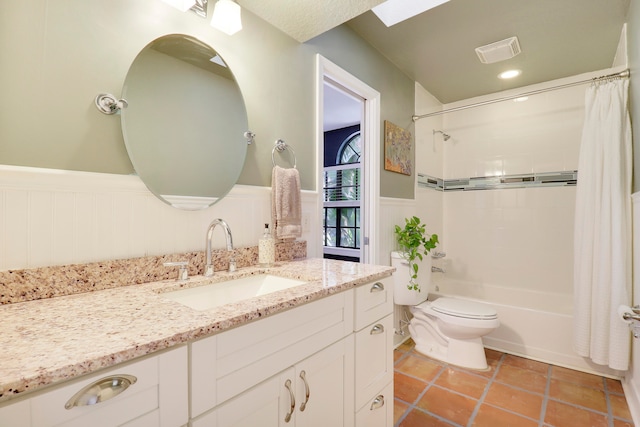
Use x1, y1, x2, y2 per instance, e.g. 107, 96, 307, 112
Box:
161, 0, 197, 12
211, 0, 242, 35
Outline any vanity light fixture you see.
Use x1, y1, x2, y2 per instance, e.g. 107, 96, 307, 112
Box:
161, 0, 197, 12
498, 69, 521, 79
211, 0, 242, 35
160, 0, 208, 18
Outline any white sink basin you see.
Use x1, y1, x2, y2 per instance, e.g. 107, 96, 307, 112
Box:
161, 274, 307, 311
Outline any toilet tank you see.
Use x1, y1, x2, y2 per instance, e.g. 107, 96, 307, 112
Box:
391, 251, 430, 306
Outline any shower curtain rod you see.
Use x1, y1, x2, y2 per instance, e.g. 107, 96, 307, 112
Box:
412, 69, 630, 121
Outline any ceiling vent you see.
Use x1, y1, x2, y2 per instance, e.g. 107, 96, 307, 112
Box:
475, 37, 521, 64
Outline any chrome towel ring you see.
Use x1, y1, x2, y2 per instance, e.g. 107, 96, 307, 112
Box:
271, 139, 297, 169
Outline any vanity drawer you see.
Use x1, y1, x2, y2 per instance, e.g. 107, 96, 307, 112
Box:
29, 346, 187, 427
354, 276, 393, 331
354, 314, 394, 410
355, 381, 393, 427
191, 290, 354, 417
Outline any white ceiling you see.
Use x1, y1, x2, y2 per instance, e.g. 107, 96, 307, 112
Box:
241, 0, 630, 104
323, 83, 362, 131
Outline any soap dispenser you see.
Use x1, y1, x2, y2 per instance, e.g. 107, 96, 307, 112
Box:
258, 223, 275, 267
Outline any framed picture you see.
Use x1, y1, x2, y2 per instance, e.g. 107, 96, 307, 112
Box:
383, 120, 412, 176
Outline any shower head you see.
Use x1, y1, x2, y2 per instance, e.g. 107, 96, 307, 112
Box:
433, 129, 451, 141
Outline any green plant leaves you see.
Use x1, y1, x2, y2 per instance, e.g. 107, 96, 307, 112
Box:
394, 216, 438, 292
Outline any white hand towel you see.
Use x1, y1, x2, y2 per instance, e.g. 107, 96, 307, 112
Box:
271, 166, 302, 240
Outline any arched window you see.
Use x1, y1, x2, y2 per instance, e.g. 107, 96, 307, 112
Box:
323, 131, 362, 256
337, 131, 361, 165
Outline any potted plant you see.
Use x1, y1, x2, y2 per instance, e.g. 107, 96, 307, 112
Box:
394, 216, 439, 291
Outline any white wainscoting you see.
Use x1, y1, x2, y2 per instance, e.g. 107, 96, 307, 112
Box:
0, 166, 320, 271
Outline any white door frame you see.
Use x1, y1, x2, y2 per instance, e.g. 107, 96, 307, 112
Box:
315, 55, 381, 264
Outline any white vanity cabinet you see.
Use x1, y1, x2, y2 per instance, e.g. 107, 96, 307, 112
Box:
0, 272, 395, 427
194, 337, 353, 427
190, 290, 355, 427
353, 277, 394, 427
0, 346, 188, 427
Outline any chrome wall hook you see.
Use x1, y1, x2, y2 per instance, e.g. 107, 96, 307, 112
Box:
95, 93, 128, 115
244, 131, 255, 144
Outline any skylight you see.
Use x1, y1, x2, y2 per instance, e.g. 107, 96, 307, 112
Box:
372, 0, 450, 27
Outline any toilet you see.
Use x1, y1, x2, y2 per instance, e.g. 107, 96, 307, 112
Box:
391, 251, 500, 370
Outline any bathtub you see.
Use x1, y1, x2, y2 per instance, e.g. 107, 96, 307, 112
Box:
426, 280, 622, 377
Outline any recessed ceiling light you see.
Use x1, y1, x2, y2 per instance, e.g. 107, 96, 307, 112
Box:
372, 0, 450, 27
498, 69, 521, 79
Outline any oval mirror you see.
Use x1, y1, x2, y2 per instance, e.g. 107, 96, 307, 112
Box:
121, 34, 248, 210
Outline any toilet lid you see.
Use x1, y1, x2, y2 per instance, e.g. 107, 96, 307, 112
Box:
430, 297, 498, 320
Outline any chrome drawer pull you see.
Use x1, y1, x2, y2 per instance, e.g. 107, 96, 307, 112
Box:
370, 324, 385, 335
299, 370, 310, 412
65, 374, 137, 409
370, 395, 385, 410
370, 282, 384, 292
284, 379, 295, 423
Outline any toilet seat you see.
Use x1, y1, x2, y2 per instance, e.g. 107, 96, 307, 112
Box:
418, 297, 498, 320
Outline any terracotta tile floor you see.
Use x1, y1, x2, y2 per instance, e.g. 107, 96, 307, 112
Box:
394, 339, 635, 427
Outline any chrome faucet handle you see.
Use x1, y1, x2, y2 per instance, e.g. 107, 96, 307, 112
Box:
431, 266, 446, 273
228, 258, 237, 273
431, 251, 447, 259
163, 261, 189, 281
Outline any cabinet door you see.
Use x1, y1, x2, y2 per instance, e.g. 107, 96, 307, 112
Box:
193, 368, 295, 427
295, 336, 354, 427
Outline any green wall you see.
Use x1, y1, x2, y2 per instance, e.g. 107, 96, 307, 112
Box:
0, 1, 415, 199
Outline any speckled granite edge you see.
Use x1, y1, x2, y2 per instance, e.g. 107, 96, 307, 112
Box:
0, 241, 306, 305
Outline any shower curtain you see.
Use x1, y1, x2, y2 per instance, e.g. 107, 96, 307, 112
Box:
573, 77, 632, 371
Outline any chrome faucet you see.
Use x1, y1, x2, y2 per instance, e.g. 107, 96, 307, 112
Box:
205, 218, 236, 276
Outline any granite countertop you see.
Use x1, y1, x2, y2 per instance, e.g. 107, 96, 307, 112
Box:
0, 258, 394, 404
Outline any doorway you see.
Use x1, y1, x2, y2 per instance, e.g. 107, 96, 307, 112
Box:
322, 82, 363, 262
316, 56, 380, 264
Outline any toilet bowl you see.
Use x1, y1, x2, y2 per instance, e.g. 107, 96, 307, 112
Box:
391, 251, 500, 370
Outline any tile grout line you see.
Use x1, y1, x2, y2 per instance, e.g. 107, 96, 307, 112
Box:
394, 356, 452, 427
394, 349, 435, 424
465, 353, 505, 427
538, 364, 553, 427
603, 376, 615, 427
